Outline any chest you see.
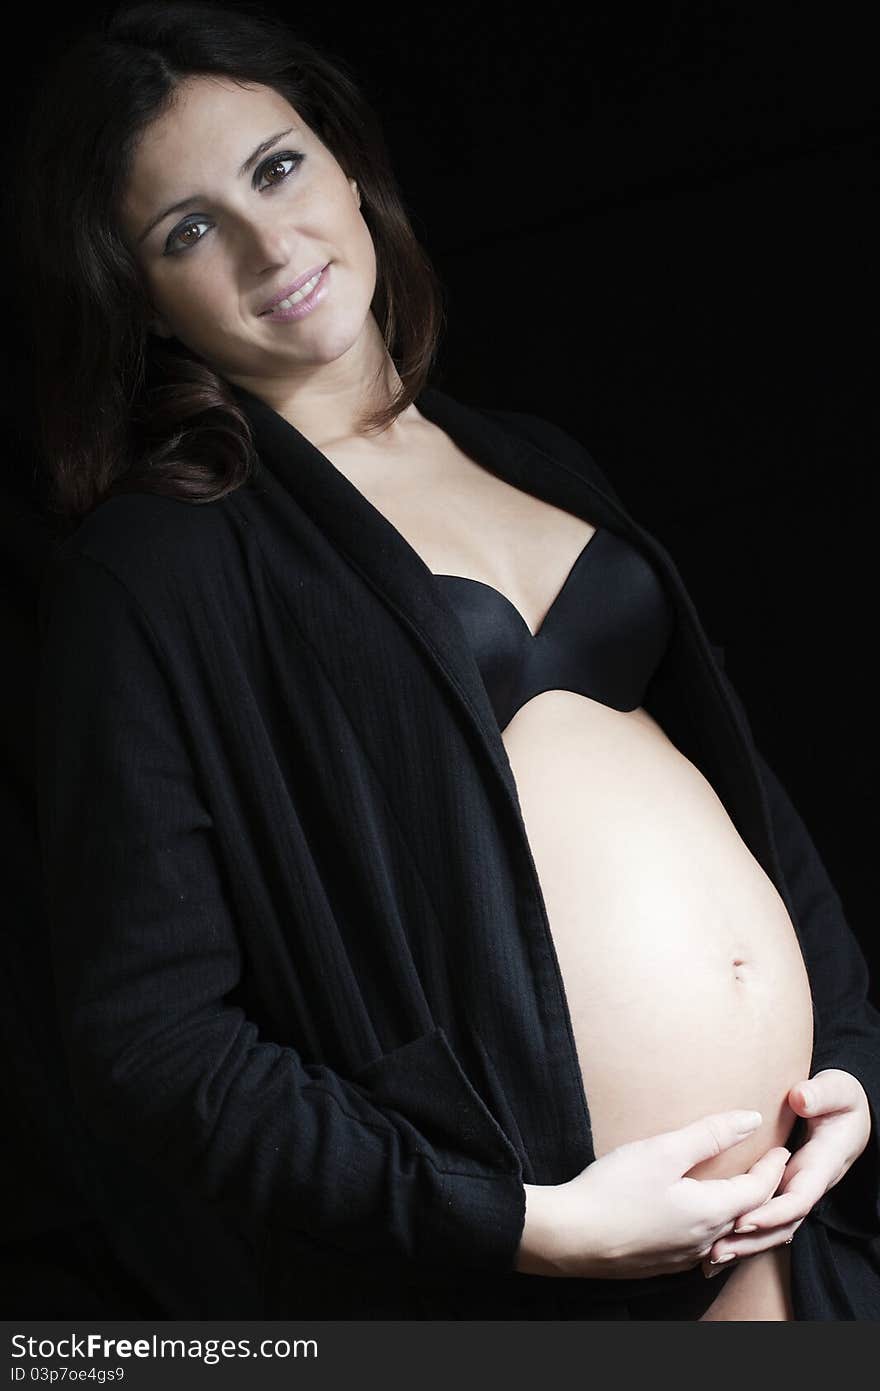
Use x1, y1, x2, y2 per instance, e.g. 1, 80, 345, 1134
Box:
320, 424, 599, 641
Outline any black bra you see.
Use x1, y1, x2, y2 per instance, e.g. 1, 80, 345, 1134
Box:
433, 527, 675, 730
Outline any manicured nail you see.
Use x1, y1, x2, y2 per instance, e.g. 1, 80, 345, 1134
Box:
709, 1252, 736, 1266
734, 1223, 758, 1233
735, 1111, 763, 1132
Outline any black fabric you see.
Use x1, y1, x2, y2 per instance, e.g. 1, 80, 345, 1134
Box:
33, 382, 880, 1318
260, 1241, 741, 1320
434, 526, 675, 729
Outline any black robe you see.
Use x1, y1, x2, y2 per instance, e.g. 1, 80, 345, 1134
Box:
35, 381, 880, 1319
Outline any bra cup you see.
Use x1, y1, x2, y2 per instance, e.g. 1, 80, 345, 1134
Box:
434, 528, 675, 729
433, 575, 530, 727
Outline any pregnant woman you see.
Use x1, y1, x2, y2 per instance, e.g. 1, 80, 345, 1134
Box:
314, 397, 822, 1322
23, 1, 880, 1321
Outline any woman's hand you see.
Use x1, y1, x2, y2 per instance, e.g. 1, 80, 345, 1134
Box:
701, 1069, 872, 1277
518, 1109, 793, 1280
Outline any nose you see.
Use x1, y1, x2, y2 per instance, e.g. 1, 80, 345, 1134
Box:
240, 211, 293, 269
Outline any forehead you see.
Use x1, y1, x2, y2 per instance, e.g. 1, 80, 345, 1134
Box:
120, 77, 304, 231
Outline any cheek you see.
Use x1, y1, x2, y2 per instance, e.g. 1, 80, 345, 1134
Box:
350, 211, 377, 279
145, 281, 224, 351
158, 272, 225, 331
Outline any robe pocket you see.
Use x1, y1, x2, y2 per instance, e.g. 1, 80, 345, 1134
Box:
350, 1025, 523, 1177
259, 1028, 524, 1317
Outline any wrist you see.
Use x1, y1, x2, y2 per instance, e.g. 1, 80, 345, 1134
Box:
515, 1182, 570, 1276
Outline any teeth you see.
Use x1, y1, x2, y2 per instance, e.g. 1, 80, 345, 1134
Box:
272, 272, 321, 310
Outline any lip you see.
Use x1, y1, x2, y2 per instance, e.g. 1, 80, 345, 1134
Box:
257, 264, 329, 316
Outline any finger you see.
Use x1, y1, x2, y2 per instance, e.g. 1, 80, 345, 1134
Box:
789, 1069, 862, 1118
699, 1145, 790, 1219
733, 1194, 809, 1231
704, 1217, 806, 1272
669, 1110, 765, 1174
732, 1167, 831, 1231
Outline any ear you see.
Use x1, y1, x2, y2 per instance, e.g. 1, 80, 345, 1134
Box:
349, 176, 361, 207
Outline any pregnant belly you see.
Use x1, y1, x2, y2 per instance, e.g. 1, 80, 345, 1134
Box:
502, 691, 815, 1180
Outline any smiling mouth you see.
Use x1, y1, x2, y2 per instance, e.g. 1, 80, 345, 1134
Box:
258, 263, 330, 315
261, 271, 323, 313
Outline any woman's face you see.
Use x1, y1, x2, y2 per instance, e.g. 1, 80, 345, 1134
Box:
119, 75, 377, 388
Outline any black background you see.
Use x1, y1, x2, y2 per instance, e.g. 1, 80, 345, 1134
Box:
0, 0, 875, 1316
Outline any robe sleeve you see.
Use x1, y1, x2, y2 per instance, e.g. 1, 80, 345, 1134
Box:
35, 549, 527, 1277
713, 657, 880, 1242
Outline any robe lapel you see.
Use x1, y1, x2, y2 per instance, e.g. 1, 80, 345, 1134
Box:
227, 379, 783, 901
228, 380, 530, 810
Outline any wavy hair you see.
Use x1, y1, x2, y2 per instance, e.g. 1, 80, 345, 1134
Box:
12, 0, 447, 528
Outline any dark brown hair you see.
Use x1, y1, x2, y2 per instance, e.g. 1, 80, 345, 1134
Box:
12, 0, 447, 529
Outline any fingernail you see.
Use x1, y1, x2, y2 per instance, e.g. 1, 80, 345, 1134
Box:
735, 1111, 763, 1132
734, 1223, 757, 1233
801, 1087, 815, 1109
709, 1252, 736, 1266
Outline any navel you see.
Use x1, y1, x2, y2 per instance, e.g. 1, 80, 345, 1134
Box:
732, 956, 750, 983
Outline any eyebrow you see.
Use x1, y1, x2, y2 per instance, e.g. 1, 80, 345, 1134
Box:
137, 127, 296, 246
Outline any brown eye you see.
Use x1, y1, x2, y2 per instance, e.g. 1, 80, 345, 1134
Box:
261, 157, 289, 184
165, 218, 210, 254
255, 152, 304, 191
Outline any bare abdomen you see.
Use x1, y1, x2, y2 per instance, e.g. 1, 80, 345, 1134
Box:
502, 691, 815, 1179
